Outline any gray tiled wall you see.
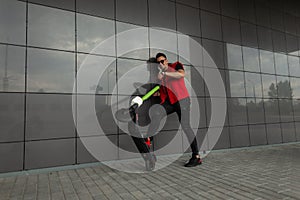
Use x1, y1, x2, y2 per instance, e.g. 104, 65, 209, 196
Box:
0, 0, 300, 173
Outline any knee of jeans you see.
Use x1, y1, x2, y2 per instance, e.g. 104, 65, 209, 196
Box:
149, 104, 165, 118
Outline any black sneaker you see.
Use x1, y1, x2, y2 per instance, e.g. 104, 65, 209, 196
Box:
184, 156, 202, 167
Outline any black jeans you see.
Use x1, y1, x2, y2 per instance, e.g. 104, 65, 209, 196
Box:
129, 121, 152, 154
130, 97, 199, 156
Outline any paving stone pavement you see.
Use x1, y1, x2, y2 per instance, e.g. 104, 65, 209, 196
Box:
0, 143, 299, 200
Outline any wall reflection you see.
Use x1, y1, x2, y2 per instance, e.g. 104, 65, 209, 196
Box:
0, 0, 26, 45
260, 50, 275, 74
117, 22, 149, 59
28, 4, 75, 51
288, 56, 300, 77
243, 47, 259, 72
228, 70, 245, 97
0, 45, 25, 92
247, 98, 264, 124
293, 99, 300, 121
274, 53, 288, 76
226, 42, 299, 126
226, 44, 243, 70
262, 74, 277, 98
27, 48, 75, 93
77, 14, 115, 56
245, 72, 262, 98
77, 54, 116, 94
264, 99, 280, 123
228, 98, 247, 125
227, 43, 297, 100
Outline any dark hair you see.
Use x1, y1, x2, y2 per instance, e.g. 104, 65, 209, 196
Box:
155, 52, 167, 60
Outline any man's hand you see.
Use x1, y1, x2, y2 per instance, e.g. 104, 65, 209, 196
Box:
153, 91, 160, 96
159, 62, 168, 71
158, 70, 185, 80
157, 63, 168, 80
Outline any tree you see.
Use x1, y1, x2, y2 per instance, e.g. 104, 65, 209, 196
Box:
268, 83, 277, 99
277, 80, 293, 98
267, 80, 293, 115
268, 80, 293, 99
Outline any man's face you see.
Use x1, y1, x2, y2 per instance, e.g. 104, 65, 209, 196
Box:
157, 56, 168, 66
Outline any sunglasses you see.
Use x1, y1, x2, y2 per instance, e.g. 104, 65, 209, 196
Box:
159, 59, 166, 64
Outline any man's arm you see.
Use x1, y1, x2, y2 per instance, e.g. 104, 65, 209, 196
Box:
158, 62, 185, 80
163, 69, 185, 79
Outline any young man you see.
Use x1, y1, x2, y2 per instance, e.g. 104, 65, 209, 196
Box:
130, 54, 201, 168
152, 52, 202, 167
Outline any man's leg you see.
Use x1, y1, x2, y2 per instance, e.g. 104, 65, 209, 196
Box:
176, 98, 202, 167
148, 100, 175, 135
128, 121, 155, 171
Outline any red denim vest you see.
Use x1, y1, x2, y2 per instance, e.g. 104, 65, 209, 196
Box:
159, 62, 190, 104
